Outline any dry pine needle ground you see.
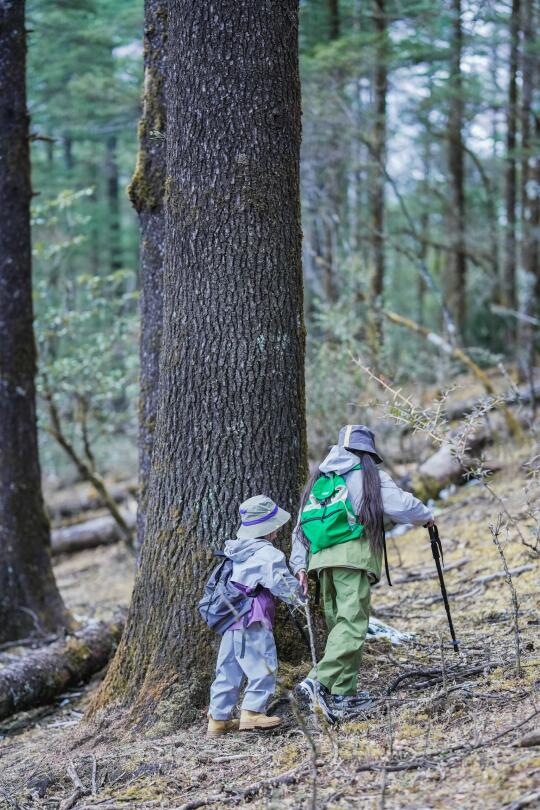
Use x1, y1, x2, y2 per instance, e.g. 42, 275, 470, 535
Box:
0, 439, 539, 809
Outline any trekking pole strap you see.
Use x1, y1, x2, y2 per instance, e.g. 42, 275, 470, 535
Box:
383, 525, 392, 586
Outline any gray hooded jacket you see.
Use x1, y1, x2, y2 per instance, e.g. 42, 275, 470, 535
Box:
224, 536, 304, 604
289, 445, 433, 574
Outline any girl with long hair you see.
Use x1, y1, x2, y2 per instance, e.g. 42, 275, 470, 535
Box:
290, 424, 434, 720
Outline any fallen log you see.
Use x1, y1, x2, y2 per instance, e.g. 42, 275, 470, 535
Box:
381, 310, 522, 437
407, 445, 487, 502
442, 382, 540, 423
0, 613, 125, 721
51, 505, 137, 555
406, 405, 522, 500
46, 479, 137, 520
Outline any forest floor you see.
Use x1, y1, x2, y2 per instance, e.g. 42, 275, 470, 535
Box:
1, 399, 540, 809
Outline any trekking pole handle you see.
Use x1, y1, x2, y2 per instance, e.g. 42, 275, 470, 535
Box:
428, 523, 444, 568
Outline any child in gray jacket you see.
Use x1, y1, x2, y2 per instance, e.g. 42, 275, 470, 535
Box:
207, 494, 305, 738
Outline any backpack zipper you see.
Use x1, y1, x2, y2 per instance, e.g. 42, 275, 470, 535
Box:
302, 507, 343, 524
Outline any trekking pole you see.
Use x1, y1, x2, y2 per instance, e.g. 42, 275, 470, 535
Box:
286, 603, 311, 652
428, 524, 459, 653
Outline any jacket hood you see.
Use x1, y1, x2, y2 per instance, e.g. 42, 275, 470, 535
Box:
223, 537, 269, 563
319, 445, 360, 475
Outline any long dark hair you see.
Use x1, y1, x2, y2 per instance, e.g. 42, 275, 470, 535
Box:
297, 450, 384, 557
350, 450, 384, 557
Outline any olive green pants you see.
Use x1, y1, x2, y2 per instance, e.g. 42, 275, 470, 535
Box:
309, 567, 371, 696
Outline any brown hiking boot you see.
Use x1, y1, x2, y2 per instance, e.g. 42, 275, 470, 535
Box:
206, 715, 240, 738
239, 710, 281, 731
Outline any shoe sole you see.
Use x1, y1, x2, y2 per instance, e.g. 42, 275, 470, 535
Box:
239, 721, 281, 731
206, 728, 239, 738
331, 700, 377, 722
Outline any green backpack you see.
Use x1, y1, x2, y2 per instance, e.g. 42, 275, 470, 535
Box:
300, 466, 364, 554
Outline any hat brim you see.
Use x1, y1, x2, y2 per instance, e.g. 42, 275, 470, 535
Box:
236, 506, 291, 539
343, 442, 383, 464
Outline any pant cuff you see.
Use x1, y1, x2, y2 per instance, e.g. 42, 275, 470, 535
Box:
308, 668, 331, 691
240, 700, 269, 714
209, 709, 235, 721
330, 688, 357, 696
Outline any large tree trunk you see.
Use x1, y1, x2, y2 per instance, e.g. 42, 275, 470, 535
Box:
445, 0, 467, 338
0, 0, 72, 644
127, 0, 167, 558
367, 0, 388, 363
90, 0, 306, 729
503, 0, 520, 314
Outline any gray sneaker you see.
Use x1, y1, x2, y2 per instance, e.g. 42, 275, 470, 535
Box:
294, 678, 336, 724
329, 693, 373, 720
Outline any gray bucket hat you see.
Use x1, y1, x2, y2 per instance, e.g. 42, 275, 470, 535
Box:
338, 424, 383, 464
237, 494, 291, 540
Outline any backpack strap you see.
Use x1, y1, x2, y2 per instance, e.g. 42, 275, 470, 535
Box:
382, 524, 392, 586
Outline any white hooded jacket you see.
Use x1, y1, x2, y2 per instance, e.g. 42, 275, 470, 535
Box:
224, 536, 304, 604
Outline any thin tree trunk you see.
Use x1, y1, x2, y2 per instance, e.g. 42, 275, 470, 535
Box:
319, 0, 340, 305
521, 0, 540, 302
327, 0, 340, 40
417, 139, 431, 325
445, 0, 467, 338
367, 0, 388, 362
90, 0, 306, 729
518, 0, 539, 380
503, 0, 520, 314
105, 134, 122, 271
63, 135, 73, 172
0, 0, 72, 643
127, 0, 167, 558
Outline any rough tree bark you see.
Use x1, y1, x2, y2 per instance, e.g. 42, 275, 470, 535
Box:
445, 0, 467, 338
0, 0, 72, 643
503, 0, 520, 314
90, 0, 306, 729
127, 0, 167, 558
367, 0, 388, 362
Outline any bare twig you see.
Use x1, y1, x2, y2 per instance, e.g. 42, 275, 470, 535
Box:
439, 637, 448, 701
175, 759, 310, 810
42, 384, 134, 547
59, 762, 89, 810
91, 755, 97, 795
489, 517, 522, 678
353, 708, 540, 773
378, 767, 387, 810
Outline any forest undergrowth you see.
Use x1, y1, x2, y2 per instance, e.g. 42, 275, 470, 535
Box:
1, 381, 539, 810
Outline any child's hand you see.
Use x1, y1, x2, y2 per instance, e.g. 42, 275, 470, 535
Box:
296, 570, 309, 596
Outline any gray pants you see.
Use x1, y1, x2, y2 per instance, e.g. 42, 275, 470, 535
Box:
209, 622, 277, 720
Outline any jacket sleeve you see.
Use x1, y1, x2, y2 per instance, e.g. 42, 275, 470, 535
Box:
289, 516, 309, 574
379, 470, 433, 525
259, 546, 306, 604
